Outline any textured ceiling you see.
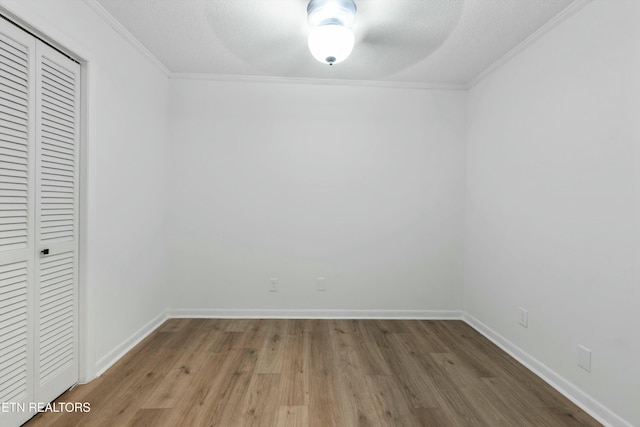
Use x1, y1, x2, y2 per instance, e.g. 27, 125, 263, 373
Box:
95, 0, 578, 86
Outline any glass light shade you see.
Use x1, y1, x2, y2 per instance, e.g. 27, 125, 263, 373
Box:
307, 24, 354, 65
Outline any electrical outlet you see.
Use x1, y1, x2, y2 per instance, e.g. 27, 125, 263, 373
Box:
518, 307, 528, 328
316, 277, 326, 291
577, 345, 592, 372
269, 278, 278, 292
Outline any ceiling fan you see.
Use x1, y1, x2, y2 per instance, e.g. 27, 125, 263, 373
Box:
204, 0, 464, 78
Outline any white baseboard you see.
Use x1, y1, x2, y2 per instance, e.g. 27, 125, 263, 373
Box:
94, 311, 167, 377
463, 313, 632, 427
166, 308, 463, 320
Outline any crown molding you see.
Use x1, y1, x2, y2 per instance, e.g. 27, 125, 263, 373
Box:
467, 0, 593, 89
85, 0, 170, 76
170, 72, 467, 91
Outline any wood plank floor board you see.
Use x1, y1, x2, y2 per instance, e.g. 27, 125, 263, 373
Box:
424, 361, 490, 426
24, 319, 602, 427
367, 374, 420, 427
240, 373, 280, 426
332, 344, 379, 426
457, 383, 525, 427
351, 320, 392, 376
256, 321, 287, 374
480, 376, 554, 422
224, 319, 253, 332
209, 331, 244, 354
156, 347, 250, 426
156, 318, 190, 333
141, 365, 194, 409
126, 408, 171, 427
90, 348, 181, 427
150, 354, 217, 426
238, 319, 270, 351
275, 405, 309, 427
375, 332, 442, 409
374, 319, 409, 334
433, 322, 501, 379
277, 332, 309, 407
169, 327, 220, 374
307, 327, 345, 427
406, 320, 452, 354
542, 406, 603, 426
410, 407, 457, 427
193, 348, 258, 426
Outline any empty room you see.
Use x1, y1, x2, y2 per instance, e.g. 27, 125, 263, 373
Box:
0, 0, 638, 426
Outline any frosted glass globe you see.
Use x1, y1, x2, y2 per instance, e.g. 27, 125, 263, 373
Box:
307, 24, 355, 65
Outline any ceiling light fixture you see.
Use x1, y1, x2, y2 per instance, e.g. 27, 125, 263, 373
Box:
307, 0, 357, 66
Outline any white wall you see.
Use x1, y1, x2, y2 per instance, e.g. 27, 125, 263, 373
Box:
0, 0, 171, 378
3, 0, 635, 424
168, 79, 466, 314
465, 1, 640, 425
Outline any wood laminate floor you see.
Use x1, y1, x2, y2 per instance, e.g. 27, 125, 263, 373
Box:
25, 319, 601, 426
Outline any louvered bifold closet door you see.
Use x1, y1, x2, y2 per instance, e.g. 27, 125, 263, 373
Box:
0, 19, 37, 427
33, 41, 80, 405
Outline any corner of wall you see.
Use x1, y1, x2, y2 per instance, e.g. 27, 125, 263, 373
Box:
466, 0, 593, 89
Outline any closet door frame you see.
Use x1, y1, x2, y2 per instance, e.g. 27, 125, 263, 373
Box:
0, 7, 93, 387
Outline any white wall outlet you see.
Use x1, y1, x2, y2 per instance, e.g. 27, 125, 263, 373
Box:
269, 278, 278, 292
578, 345, 592, 372
316, 277, 326, 291
518, 307, 528, 328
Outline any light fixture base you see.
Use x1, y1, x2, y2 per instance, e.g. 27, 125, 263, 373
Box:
307, 0, 357, 28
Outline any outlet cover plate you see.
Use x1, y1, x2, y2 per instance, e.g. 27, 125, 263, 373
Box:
518, 307, 528, 328
578, 345, 592, 372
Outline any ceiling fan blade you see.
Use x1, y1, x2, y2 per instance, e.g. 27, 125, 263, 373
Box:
348, 0, 464, 78
203, 0, 311, 74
